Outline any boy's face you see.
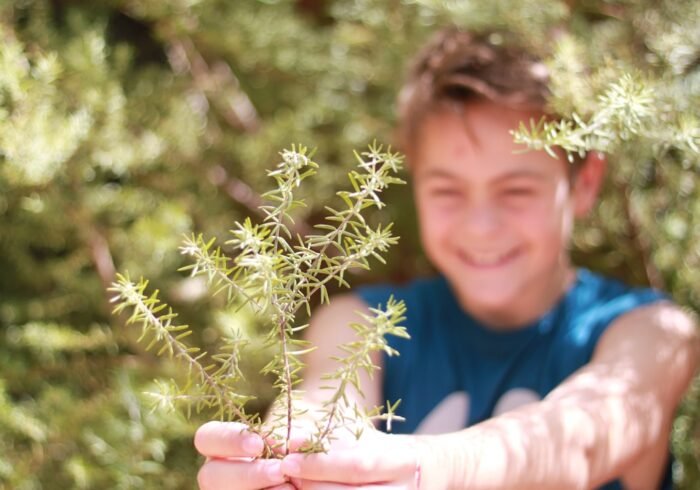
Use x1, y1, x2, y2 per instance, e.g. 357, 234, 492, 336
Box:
412, 99, 600, 328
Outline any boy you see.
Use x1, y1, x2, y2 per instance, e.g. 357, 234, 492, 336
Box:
194, 28, 699, 489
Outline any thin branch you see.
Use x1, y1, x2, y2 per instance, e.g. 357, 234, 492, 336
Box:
71, 205, 118, 317
207, 164, 265, 214
86, 225, 116, 291
166, 37, 261, 133
618, 181, 666, 290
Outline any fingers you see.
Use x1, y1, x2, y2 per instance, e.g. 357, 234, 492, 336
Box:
197, 458, 287, 490
195, 421, 264, 458
265, 426, 314, 455
265, 419, 364, 456
280, 441, 416, 485
300, 482, 410, 490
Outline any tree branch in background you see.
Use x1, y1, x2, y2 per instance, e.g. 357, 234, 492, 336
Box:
165, 37, 261, 134
618, 181, 666, 290
86, 225, 117, 292
163, 35, 316, 237
206, 164, 264, 217
69, 203, 117, 315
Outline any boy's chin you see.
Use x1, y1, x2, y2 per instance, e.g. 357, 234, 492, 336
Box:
455, 284, 519, 311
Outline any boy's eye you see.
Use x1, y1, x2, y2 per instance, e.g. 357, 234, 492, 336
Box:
429, 188, 461, 198
503, 188, 535, 198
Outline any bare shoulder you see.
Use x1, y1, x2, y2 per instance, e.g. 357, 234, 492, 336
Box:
591, 301, 699, 402
301, 293, 382, 408
596, 301, 699, 371
547, 301, 698, 405
607, 300, 697, 339
302, 293, 373, 373
304, 293, 372, 350
595, 303, 699, 487
543, 301, 699, 487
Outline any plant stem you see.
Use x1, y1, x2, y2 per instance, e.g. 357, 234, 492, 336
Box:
277, 315, 294, 456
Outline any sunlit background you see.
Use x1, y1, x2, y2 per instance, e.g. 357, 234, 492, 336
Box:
1, 1, 699, 488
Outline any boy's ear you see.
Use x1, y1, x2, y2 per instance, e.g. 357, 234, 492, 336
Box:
573, 151, 606, 217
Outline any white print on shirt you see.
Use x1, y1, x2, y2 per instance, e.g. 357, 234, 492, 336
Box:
414, 388, 541, 435
492, 388, 541, 416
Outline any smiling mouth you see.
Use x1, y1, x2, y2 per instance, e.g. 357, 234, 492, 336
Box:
457, 247, 521, 268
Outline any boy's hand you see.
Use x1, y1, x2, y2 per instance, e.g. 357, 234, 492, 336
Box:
281, 432, 421, 490
195, 421, 293, 490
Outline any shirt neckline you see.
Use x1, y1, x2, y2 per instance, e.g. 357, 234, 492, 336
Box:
438, 268, 587, 355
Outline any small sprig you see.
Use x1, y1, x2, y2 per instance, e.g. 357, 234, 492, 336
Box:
109, 275, 254, 423
179, 234, 262, 311
301, 296, 409, 453
111, 143, 408, 456
512, 73, 657, 161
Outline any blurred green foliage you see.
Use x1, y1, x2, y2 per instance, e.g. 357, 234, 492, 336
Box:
0, 0, 698, 488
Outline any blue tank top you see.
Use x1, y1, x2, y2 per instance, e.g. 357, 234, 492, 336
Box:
356, 268, 670, 490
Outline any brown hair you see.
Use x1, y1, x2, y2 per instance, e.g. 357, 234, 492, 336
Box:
396, 28, 551, 160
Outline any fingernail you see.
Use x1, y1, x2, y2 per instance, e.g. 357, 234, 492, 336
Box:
281, 455, 302, 477
242, 435, 263, 455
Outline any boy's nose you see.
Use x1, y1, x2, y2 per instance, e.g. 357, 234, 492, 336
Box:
461, 203, 501, 238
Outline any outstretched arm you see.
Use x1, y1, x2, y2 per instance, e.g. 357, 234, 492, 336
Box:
283, 302, 699, 490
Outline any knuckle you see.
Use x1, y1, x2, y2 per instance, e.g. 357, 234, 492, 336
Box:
349, 455, 376, 478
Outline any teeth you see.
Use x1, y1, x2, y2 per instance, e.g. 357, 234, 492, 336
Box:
466, 250, 513, 266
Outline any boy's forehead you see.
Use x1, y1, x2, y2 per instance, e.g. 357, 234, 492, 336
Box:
416, 166, 550, 180
409, 100, 569, 178
428, 99, 547, 135
412, 105, 527, 160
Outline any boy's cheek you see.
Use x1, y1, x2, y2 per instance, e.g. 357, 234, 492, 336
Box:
502, 199, 566, 228
417, 205, 453, 232
420, 213, 456, 242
